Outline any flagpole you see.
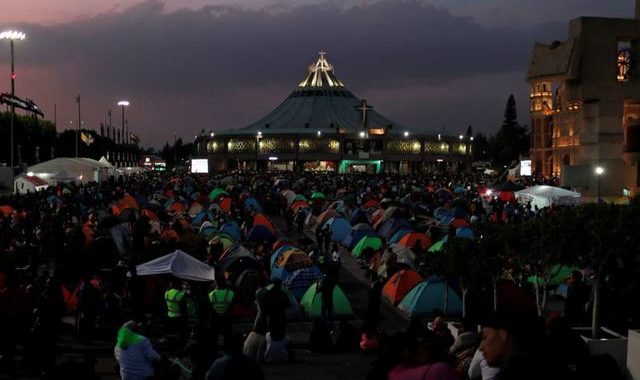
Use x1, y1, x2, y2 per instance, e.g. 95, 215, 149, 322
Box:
76, 94, 81, 158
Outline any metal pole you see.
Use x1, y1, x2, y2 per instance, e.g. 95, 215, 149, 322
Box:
121, 105, 125, 146
10, 39, 14, 168
598, 175, 601, 203
76, 95, 81, 158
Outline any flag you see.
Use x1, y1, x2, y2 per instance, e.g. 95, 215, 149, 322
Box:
80, 131, 94, 146
130, 134, 140, 144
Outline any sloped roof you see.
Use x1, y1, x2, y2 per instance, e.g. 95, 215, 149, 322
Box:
527, 39, 576, 80
28, 157, 113, 172
219, 52, 422, 136
24, 175, 49, 186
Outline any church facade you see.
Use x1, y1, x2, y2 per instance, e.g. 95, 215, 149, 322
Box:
196, 53, 471, 173
527, 1, 640, 196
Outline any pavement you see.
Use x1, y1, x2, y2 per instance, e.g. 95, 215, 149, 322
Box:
1, 215, 407, 380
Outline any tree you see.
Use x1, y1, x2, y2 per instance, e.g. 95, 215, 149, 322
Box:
490, 95, 530, 169
472, 133, 491, 162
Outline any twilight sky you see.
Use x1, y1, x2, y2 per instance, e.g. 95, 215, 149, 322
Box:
0, 0, 634, 148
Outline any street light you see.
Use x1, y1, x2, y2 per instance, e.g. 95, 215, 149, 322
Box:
595, 165, 604, 202
459, 134, 464, 140
403, 131, 409, 138
117, 100, 130, 145
1, 30, 26, 169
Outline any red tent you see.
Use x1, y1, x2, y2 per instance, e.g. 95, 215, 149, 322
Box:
382, 270, 424, 305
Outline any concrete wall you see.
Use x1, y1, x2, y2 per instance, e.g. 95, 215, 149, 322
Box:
629, 330, 640, 380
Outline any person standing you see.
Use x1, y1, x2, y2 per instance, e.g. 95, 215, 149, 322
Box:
114, 321, 160, 380
208, 281, 235, 345
319, 274, 336, 326
165, 280, 188, 338
264, 279, 289, 341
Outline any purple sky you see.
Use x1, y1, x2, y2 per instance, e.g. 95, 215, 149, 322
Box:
0, 0, 634, 148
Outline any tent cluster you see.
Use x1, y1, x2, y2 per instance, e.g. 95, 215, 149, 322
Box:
131, 177, 354, 321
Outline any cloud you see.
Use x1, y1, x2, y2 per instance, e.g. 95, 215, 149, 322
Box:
1, 0, 579, 147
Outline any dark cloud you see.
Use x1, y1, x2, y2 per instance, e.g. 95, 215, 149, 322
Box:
2, 0, 576, 147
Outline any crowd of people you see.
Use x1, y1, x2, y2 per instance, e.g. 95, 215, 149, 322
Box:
0, 169, 637, 380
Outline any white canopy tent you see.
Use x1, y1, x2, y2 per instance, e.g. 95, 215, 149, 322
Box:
515, 185, 581, 209
136, 250, 215, 281
26, 157, 116, 185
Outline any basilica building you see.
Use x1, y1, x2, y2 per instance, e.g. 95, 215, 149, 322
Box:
196, 53, 471, 173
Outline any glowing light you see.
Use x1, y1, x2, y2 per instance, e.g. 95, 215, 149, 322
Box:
257, 131, 262, 138
436, 159, 444, 162
0, 30, 26, 40
595, 166, 604, 175
317, 130, 322, 137
117, 100, 130, 107
459, 135, 464, 140
27, 171, 34, 176
470, 137, 474, 141
210, 132, 215, 137
359, 131, 366, 138
268, 156, 278, 161
403, 131, 409, 137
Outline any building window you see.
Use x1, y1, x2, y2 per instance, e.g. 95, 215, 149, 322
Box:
617, 42, 632, 82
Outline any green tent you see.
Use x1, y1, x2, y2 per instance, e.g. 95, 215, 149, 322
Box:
293, 194, 308, 202
209, 188, 229, 200
352, 236, 383, 257
527, 265, 579, 286
300, 282, 354, 319
310, 192, 326, 200
428, 238, 447, 253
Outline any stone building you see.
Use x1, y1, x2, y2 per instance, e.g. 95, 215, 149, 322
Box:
528, 1, 640, 196
197, 52, 471, 173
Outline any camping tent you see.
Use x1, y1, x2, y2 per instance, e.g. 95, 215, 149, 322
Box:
397, 277, 462, 317
136, 250, 215, 281
300, 282, 354, 319
515, 185, 581, 209
382, 270, 423, 305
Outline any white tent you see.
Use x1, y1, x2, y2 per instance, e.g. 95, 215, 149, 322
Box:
515, 185, 581, 209
26, 157, 115, 185
136, 250, 215, 281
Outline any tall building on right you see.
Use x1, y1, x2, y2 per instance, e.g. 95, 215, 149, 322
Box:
527, 1, 640, 197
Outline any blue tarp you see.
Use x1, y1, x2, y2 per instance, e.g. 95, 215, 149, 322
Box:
247, 224, 275, 243
378, 218, 410, 240
244, 197, 262, 213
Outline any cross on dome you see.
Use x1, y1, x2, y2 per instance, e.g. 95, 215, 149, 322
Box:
298, 51, 345, 88
355, 99, 373, 129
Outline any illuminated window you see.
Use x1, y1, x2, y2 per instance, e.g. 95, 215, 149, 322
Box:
617, 41, 632, 82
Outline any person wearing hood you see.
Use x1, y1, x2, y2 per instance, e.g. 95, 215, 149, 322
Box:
114, 321, 161, 380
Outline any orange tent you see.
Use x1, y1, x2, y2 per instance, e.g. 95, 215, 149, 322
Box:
116, 195, 139, 213
160, 229, 180, 242
315, 209, 337, 229
382, 270, 424, 305
450, 218, 470, 228
219, 197, 232, 214
141, 209, 159, 221
276, 249, 312, 271
169, 202, 186, 214
0, 205, 15, 217
398, 232, 431, 250
253, 214, 276, 234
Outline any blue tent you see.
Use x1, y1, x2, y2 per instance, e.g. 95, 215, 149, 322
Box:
271, 245, 296, 268
434, 207, 454, 222
342, 227, 376, 249
247, 224, 275, 243
389, 227, 414, 244
398, 277, 462, 318
283, 266, 323, 300
200, 225, 217, 237
378, 218, 410, 240
192, 210, 214, 226
324, 217, 352, 243
350, 208, 369, 225
456, 226, 474, 239
244, 197, 262, 213
219, 221, 241, 241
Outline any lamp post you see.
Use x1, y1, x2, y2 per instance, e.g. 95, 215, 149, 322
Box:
595, 165, 604, 203
1, 30, 26, 169
117, 100, 130, 145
